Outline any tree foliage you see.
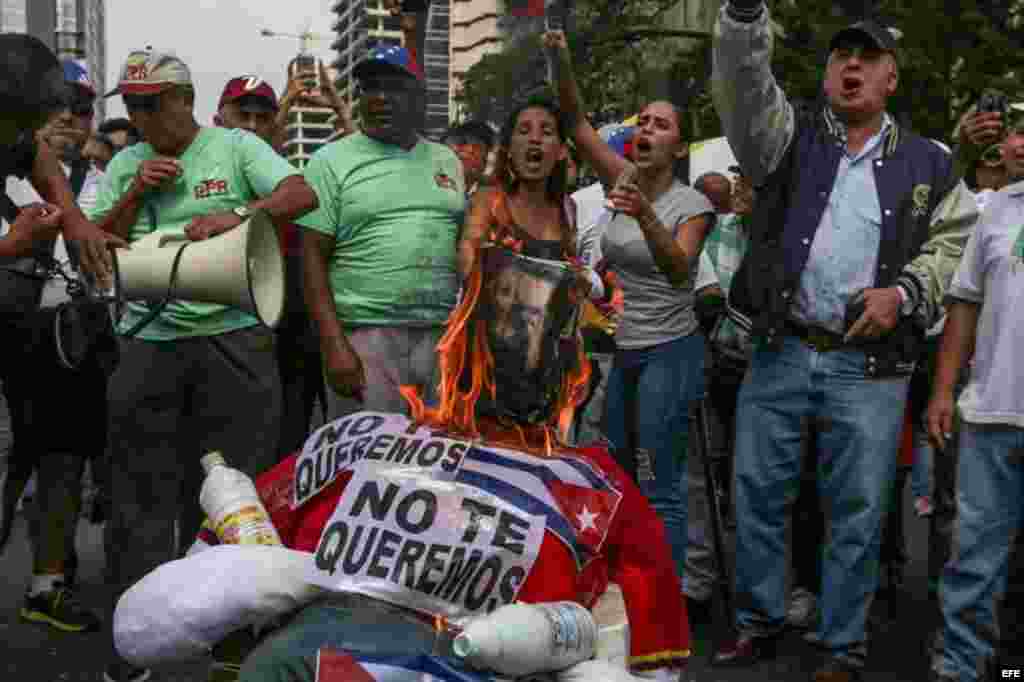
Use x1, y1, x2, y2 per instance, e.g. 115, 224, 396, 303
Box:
770, 0, 1024, 141
454, 0, 713, 134
454, 0, 1024, 144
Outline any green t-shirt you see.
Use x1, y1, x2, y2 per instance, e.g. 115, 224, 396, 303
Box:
299, 132, 465, 327
88, 127, 299, 340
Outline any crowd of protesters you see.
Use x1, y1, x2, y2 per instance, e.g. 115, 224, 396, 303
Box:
2, 0, 1024, 680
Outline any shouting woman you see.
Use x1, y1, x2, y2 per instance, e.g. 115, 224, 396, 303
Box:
543, 29, 715, 593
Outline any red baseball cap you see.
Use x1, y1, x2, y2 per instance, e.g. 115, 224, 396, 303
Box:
218, 76, 278, 112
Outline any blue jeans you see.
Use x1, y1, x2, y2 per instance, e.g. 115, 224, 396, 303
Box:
936, 422, 1024, 682
602, 333, 706, 584
910, 422, 934, 500
732, 337, 909, 668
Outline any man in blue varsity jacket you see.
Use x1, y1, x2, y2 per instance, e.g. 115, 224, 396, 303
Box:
709, 3, 979, 681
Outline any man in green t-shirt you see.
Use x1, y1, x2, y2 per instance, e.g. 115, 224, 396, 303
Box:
87, 49, 318, 682
300, 45, 465, 419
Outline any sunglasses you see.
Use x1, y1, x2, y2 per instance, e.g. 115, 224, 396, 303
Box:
123, 93, 161, 113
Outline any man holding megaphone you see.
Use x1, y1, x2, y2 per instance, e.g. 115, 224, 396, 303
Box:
85, 48, 318, 682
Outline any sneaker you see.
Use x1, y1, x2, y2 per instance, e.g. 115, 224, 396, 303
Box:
20, 585, 101, 633
786, 587, 818, 630
103, 660, 152, 682
915, 496, 935, 517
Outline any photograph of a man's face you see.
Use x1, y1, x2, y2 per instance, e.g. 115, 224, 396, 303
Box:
475, 247, 575, 421
487, 265, 555, 374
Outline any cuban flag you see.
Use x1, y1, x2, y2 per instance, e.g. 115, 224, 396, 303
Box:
316, 649, 498, 682
454, 445, 623, 568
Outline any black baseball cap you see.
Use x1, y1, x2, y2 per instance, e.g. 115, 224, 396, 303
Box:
828, 20, 899, 58
0, 34, 67, 116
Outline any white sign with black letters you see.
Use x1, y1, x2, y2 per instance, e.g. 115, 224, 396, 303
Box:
309, 463, 546, 619
293, 412, 471, 509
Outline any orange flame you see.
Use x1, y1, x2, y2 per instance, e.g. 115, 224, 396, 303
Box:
400, 254, 592, 457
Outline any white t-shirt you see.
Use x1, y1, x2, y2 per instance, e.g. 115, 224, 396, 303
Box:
572, 182, 608, 267
947, 180, 1024, 428
694, 250, 718, 293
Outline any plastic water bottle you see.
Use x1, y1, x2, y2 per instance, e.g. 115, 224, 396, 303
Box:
199, 452, 281, 546
452, 601, 597, 676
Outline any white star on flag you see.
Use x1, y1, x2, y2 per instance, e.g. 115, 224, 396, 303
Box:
576, 506, 599, 533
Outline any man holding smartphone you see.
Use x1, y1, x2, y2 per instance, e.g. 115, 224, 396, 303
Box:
926, 111, 1024, 682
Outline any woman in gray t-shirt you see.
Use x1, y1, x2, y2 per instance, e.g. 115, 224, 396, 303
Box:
545, 31, 715, 592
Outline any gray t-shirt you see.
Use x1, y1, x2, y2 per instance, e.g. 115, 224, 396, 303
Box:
948, 181, 1024, 428
601, 180, 714, 349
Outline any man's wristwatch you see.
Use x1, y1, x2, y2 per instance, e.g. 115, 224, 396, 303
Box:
897, 284, 915, 317
233, 205, 254, 221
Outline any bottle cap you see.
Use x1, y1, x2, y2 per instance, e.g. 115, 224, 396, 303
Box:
451, 633, 477, 659
201, 451, 227, 475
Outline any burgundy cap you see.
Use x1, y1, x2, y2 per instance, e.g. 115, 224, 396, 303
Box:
218, 76, 278, 112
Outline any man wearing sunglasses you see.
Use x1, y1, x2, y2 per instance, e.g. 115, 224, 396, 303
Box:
87, 48, 318, 682
301, 45, 464, 419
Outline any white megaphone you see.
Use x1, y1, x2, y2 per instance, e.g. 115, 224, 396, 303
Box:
111, 209, 285, 328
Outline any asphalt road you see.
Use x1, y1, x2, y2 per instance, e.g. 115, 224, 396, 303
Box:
0, 487, 947, 682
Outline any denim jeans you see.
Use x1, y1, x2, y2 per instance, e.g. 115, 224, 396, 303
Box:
732, 336, 909, 668
602, 333, 706, 585
936, 422, 1024, 682
910, 423, 934, 500
240, 594, 473, 682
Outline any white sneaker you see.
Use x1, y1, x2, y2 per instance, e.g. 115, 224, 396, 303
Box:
786, 587, 818, 630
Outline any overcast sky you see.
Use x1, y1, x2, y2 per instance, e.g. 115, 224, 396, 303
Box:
105, 0, 337, 124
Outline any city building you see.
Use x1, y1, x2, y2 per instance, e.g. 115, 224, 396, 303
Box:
1, 0, 107, 120
282, 61, 340, 167
331, 0, 452, 140
449, 0, 502, 110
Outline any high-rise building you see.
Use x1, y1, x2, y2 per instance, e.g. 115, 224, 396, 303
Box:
282, 61, 341, 167
449, 0, 503, 116
331, 0, 452, 140
332, 1, 403, 108
421, 0, 451, 139
1, 0, 107, 120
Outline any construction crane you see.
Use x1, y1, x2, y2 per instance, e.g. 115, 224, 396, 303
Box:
259, 20, 332, 88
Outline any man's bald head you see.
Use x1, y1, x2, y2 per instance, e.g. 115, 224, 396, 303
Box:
695, 172, 733, 214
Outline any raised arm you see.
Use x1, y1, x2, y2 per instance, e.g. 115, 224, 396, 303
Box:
710, 1, 796, 185
543, 30, 630, 191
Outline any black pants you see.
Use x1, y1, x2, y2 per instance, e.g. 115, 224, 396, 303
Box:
103, 327, 281, 595
0, 310, 107, 574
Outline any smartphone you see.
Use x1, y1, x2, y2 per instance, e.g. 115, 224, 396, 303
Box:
978, 89, 1008, 116
294, 54, 318, 90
